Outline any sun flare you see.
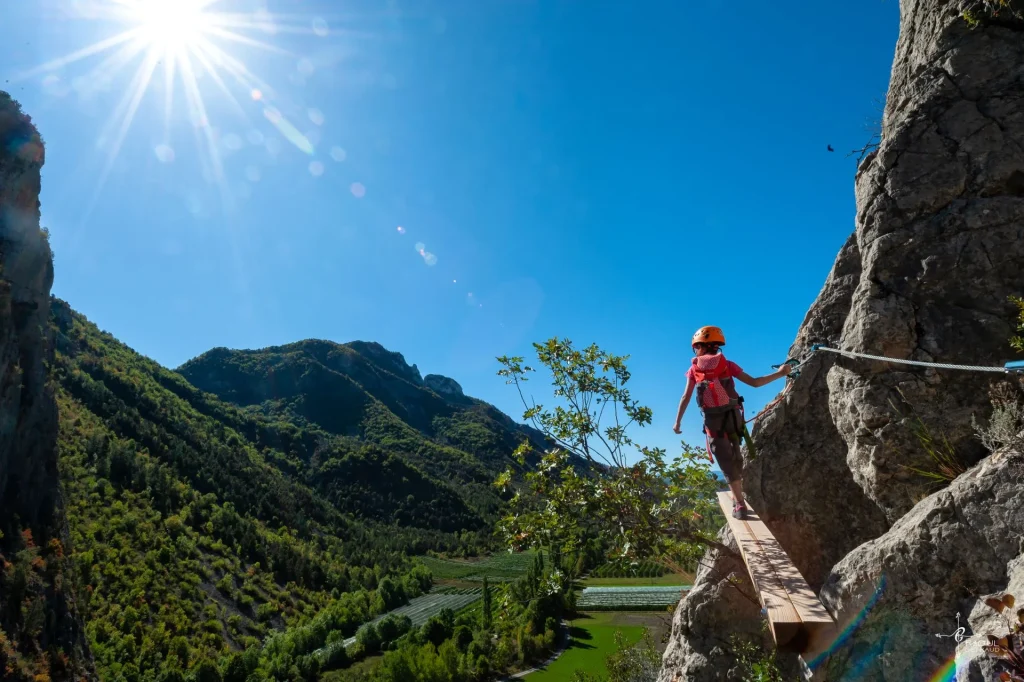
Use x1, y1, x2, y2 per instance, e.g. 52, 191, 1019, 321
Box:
12, 0, 332, 221
131, 0, 211, 50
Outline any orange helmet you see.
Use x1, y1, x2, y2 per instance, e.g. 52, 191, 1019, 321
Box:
692, 326, 726, 347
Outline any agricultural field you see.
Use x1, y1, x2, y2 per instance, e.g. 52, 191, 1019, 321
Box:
416, 551, 537, 582
588, 559, 668, 579
315, 587, 485, 665
582, 573, 694, 587
527, 612, 648, 682
342, 588, 483, 646
576, 586, 688, 612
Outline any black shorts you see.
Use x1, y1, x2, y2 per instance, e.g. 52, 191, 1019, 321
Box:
704, 409, 744, 484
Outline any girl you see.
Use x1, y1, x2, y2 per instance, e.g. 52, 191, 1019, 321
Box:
672, 326, 791, 519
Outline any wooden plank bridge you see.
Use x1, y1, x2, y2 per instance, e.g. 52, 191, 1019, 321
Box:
717, 492, 836, 659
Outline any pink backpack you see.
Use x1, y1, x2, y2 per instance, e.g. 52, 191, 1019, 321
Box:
691, 353, 741, 413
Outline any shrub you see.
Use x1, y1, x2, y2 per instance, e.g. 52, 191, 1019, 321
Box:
256, 603, 277, 622
730, 635, 786, 682
973, 384, 1024, 454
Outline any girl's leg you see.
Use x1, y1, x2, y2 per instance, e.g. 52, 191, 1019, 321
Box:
706, 414, 744, 508
728, 478, 745, 510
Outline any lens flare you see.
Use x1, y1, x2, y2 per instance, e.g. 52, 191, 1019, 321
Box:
154, 143, 175, 163
11, 0, 338, 222
926, 654, 961, 682
804, 574, 886, 673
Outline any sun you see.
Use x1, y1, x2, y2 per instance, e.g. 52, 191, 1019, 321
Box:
130, 0, 212, 50
12, 0, 330, 221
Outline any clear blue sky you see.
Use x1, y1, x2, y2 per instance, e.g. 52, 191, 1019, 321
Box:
1, 0, 900, 463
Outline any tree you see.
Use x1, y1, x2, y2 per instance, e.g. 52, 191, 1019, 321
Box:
496, 338, 727, 575
452, 625, 474, 652
356, 622, 382, 653
421, 616, 449, 648
190, 659, 222, 682
481, 576, 493, 629
221, 653, 248, 682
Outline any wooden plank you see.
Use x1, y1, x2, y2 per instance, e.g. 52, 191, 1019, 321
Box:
717, 492, 835, 654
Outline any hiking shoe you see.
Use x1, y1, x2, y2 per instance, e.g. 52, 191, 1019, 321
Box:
732, 505, 747, 520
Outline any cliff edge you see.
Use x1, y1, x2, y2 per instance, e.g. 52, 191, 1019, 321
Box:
659, 1, 1024, 680
0, 92, 94, 680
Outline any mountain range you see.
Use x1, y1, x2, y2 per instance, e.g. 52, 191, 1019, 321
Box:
42, 296, 547, 678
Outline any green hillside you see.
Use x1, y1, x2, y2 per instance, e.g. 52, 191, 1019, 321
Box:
47, 299, 542, 680
177, 339, 548, 521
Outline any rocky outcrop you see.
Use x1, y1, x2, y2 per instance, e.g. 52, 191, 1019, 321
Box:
818, 445, 1023, 680
424, 373, 465, 398
745, 233, 891, 591
347, 340, 425, 385
657, 529, 793, 682
961, 552, 1024, 682
832, 0, 1024, 523
660, 1, 1024, 680
0, 92, 93, 680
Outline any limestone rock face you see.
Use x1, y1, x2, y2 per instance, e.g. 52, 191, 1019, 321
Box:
959, 553, 1024, 682
818, 445, 1024, 680
0, 92, 94, 679
833, 0, 1024, 523
745, 233, 890, 591
659, 1, 1024, 679
655, 529, 771, 682
424, 373, 465, 398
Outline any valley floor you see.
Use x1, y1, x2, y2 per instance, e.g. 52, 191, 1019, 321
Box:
524, 612, 671, 681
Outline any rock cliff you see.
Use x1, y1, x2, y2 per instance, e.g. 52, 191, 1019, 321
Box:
424, 373, 465, 398
659, 1, 1024, 680
0, 92, 93, 680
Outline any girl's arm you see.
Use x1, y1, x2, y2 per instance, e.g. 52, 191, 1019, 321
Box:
672, 378, 696, 433
735, 365, 792, 388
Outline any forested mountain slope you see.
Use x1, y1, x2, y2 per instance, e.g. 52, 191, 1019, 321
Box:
48, 298, 535, 679
177, 339, 548, 520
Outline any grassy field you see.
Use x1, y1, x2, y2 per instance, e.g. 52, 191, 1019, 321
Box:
527, 612, 662, 682
581, 573, 694, 587
416, 551, 537, 582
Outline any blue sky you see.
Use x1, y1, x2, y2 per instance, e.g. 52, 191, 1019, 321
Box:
1, 0, 900, 463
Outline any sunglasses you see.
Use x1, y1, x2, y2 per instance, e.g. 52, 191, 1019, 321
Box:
693, 343, 720, 352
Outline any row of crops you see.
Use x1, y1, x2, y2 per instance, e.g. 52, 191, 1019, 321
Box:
417, 551, 537, 581
576, 586, 689, 612
339, 589, 485, 647
590, 560, 668, 579
434, 586, 485, 596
